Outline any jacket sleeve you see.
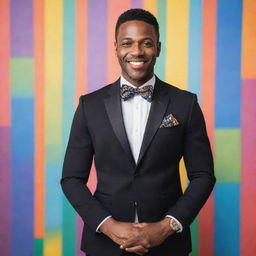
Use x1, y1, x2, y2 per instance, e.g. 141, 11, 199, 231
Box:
166, 94, 216, 228
61, 96, 111, 232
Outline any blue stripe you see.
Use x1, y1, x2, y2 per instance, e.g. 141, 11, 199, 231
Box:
155, 0, 166, 80
215, 0, 242, 128
188, 0, 202, 102
45, 163, 63, 228
214, 183, 240, 256
11, 98, 34, 256
62, 1, 76, 255
62, 0, 76, 154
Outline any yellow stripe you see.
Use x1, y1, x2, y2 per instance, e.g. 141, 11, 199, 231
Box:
166, 0, 189, 190
44, 0, 63, 162
166, 0, 189, 89
44, 0, 63, 254
143, 0, 158, 16
44, 230, 62, 256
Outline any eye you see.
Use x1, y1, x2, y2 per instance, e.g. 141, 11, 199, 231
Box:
121, 41, 132, 47
143, 41, 153, 47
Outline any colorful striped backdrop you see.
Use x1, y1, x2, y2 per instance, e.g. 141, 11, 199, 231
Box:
0, 0, 255, 255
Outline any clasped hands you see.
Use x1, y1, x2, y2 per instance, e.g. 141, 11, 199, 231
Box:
99, 217, 174, 255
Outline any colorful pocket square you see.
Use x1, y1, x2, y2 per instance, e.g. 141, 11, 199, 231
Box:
160, 113, 179, 128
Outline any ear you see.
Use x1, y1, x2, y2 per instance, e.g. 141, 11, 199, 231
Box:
114, 41, 118, 56
157, 41, 161, 57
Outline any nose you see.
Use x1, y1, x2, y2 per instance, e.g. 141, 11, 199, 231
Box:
130, 42, 144, 56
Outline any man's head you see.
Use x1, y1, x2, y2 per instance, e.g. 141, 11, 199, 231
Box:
115, 9, 161, 87
115, 8, 160, 42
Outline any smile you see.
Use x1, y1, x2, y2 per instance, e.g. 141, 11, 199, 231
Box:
129, 61, 145, 65
127, 61, 147, 69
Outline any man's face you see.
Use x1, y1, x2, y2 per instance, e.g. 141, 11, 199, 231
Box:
115, 20, 161, 87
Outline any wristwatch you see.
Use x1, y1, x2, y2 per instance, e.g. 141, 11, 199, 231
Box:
169, 218, 180, 232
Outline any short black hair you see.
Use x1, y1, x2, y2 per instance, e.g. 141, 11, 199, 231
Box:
115, 8, 160, 42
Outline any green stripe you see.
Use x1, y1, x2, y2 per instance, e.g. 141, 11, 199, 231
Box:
155, 0, 166, 80
11, 58, 34, 97
34, 239, 43, 256
62, 0, 76, 255
190, 217, 198, 256
215, 129, 241, 182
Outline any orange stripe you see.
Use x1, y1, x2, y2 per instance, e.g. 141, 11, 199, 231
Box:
241, 0, 256, 79
0, 0, 10, 126
199, 0, 216, 255
201, 0, 216, 148
76, 0, 87, 105
34, 0, 45, 238
107, 0, 131, 84
142, 0, 157, 16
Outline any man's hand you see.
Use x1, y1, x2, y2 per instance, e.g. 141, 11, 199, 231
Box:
121, 217, 174, 253
99, 217, 149, 255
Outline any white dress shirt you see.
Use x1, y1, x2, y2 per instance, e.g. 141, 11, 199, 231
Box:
121, 75, 155, 163
96, 75, 182, 232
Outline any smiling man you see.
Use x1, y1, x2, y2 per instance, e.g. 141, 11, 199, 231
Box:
61, 9, 215, 256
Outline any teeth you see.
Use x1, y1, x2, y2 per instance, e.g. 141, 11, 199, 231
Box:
130, 62, 144, 65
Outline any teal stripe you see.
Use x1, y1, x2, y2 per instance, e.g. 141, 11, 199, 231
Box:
190, 217, 198, 256
155, 0, 166, 80
215, 183, 240, 255
45, 163, 63, 229
34, 239, 44, 256
188, 0, 202, 102
62, 0, 76, 255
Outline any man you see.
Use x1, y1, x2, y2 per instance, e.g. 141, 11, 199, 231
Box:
61, 8, 215, 256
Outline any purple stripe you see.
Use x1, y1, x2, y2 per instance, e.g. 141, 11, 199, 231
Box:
131, 0, 142, 8
0, 127, 11, 255
10, 0, 34, 57
88, 0, 107, 92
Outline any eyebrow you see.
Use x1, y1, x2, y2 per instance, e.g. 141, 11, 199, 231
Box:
121, 37, 154, 41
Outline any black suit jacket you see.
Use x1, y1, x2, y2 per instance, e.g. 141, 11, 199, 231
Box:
61, 77, 215, 256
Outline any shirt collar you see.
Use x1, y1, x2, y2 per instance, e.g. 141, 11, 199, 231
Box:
120, 75, 156, 89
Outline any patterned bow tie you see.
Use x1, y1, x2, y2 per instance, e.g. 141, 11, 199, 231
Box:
120, 84, 154, 102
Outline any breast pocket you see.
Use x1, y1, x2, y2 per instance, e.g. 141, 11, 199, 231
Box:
157, 125, 183, 135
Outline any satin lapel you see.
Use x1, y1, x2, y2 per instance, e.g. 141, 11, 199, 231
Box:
104, 79, 136, 168
137, 79, 170, 165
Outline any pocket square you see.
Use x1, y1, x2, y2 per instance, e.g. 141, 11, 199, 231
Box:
160, 113, 180, 128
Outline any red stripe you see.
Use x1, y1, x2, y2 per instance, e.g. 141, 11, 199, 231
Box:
34, 0, 45, 239
241, 80, 256, 255
76, 2, 88, 255
199, 0, 216, 255
0, 0, 10, 126
75, 0, 87, 106
107, 0, 131, 83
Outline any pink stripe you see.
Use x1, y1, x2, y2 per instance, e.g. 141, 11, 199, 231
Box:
0, 0, 10, 126
77, 163, 97, 256
241, 79, 256, 255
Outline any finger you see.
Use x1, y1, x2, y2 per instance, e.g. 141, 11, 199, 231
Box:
125, 245, 149, 255
121, 238, 150, 249
120, 238, 136, 249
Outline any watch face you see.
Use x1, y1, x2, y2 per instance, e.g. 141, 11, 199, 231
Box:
170, 219, 180, 231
